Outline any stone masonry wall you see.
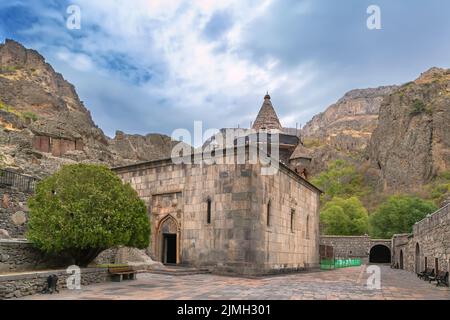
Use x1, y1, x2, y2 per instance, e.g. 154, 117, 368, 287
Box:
0, 240, 72, 273
251, 162, 320, 274
319, 236, 391, 264
114, 154, 321, 275
392, 204, 450, 273
0, 185, 31, 238
0, 267, 109, 299
320, 236, 371, 263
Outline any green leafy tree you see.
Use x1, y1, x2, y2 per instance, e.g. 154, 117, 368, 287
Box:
312, 159, 367, 203
27, 164, 150, 266
320, 197, 369, 235
369, 195, 437, 239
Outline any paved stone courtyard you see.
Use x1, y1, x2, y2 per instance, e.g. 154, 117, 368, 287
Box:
20, 265, 450, 300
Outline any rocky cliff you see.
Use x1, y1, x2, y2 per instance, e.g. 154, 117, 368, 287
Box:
109, 131, 179, 163
302, 86, 397, 175
302, 67, 450, 196
367, 67, 450, 192
0, 39, 176, 177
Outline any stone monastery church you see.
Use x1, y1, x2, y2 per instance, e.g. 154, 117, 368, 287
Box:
113, 94, 322, 275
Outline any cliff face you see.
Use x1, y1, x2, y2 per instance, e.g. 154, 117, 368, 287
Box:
0, 39, 175, 177
367, 68, 450, 192
110, 131, 179, 164
302, 67, 450, 195
302, 86, 397, 175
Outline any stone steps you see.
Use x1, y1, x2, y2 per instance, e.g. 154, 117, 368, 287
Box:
148, 265, 211, 276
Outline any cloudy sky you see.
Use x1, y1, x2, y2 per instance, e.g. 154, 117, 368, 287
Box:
1, 0, 449, 138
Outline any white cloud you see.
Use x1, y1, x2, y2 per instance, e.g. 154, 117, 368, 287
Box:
68, 0, 313, 123
56, 49, 94, 72
3, 0, 348, 136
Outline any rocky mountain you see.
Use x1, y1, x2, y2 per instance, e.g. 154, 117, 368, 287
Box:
367, 67, 450, 192
301, 67, 450, 198
1, 39, 448, 198
0, 39, 176, 177
302, 86, 397, 175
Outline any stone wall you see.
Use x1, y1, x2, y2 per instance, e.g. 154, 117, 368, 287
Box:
320, 236, 371, 263
0, 239, 72, 273
0, 267, 109, 299
94, 247, 119, 264
251, 162, 320, 274
113, 153, 321, 275
0, 185, 31, 238
392, 204, 450, 273
320, 236, 392, 263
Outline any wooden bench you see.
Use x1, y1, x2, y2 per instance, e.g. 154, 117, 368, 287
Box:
108, 266, 137, 282
432, 271, 449, 287
417, 268, 434, 280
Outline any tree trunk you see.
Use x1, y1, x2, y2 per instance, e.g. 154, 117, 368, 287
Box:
71, 248, 105, 267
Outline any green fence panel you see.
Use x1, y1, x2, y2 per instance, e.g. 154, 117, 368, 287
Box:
321, 258, 362, 270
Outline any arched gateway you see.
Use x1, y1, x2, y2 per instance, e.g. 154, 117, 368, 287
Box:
369, 244, 391, 263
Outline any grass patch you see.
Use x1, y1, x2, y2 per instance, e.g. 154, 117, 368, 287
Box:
0, 100, 38, 122
0, 66, 21, 73
303, 138, 324, 148
22, 111, 38, 122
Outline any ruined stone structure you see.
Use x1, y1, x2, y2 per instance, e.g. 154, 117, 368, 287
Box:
392, 204, 450, 273
32, 135, 84, 157
113, 95, 322, 275
320, 235, 392, 264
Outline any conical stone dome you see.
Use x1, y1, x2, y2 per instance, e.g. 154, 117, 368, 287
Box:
252, 93, 282, 131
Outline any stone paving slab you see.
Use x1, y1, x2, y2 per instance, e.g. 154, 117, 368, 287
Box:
18, 265, 450, 300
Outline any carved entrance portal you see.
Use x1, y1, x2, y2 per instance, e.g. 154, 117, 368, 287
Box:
156, 215, 180, 264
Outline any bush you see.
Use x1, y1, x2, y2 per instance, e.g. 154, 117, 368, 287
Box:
369, 195, 437, 238
27, 164, 150, 266
303, 138, 323, 148
22, 111, 38, 122
312, 160, 368, 204
320, 197, 369, 235
410, 99, 427, 115
425, 171, 450, 206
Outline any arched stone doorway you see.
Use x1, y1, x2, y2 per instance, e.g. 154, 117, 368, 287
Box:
156, 215, 180, 264
415, 243, 421, 273
369, 245, 391, 263
399, 250, 404, 269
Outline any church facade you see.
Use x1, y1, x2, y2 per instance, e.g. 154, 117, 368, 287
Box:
113, 94, 322, 275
